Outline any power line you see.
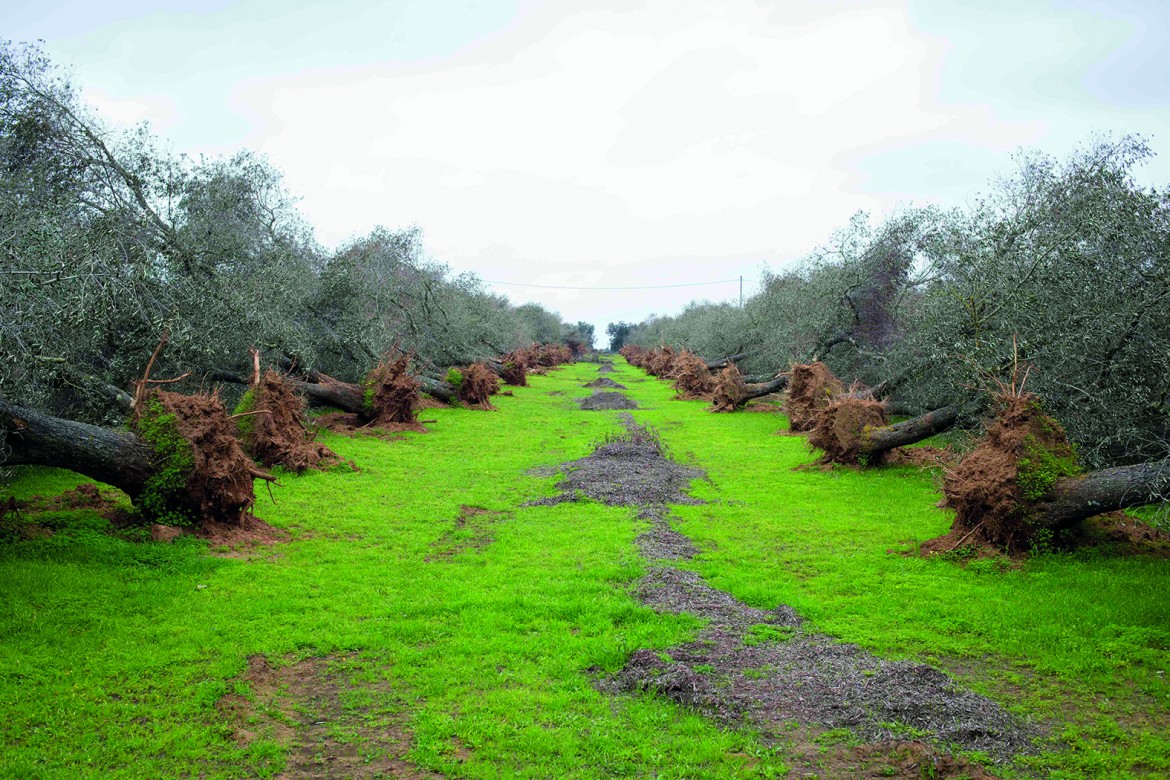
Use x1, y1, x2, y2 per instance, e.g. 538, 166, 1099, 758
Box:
482, 278, 741, 291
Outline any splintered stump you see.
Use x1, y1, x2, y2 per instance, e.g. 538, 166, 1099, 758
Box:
931, 393, 1169, 554
236, 371, 341, 473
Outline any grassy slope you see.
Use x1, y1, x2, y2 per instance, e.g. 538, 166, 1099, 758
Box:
0, 359, 1166, 778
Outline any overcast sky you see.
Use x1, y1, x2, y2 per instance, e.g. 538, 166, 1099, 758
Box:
8, 0, 1170, 341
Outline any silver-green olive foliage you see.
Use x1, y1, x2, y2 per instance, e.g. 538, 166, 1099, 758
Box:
628, 137, 1169, 470
0, 41, 568, 436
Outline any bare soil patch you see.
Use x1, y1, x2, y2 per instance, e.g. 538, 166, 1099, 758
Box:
578, 391, 639, 411
199, 515, 289, 556
315, 412, 426, 438
526, 420, 703, 507
427, 505, 509, 561
218, 654, 439, 779
583, 378, 626, 389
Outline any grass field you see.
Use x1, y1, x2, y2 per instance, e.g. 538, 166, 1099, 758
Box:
1, 359, 1166, 778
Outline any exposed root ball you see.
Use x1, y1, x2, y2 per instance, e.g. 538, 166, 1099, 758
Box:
647, 346, 676, 377
711, 365, 748, 412
364, 355, 420, 425
532, 343, 573, 367
458, 362, 500, 408
929, 393, 1080, 554
671, 351, 715, 399
808, 396, 888, 464
620, 345, 650, 368
785, 362, 844, 432
239, 371, 341, 473
133, 389, 268, 528
499, 350, 528, 386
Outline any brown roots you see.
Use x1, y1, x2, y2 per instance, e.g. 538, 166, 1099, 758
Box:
134, 389, 272, 528
241, 371, 342, 473
671, 350, 715, 399
711, 365, 748, 412
620, 345, 650, 368
807, 396, 888, 465
458, 362, 500, 408
364, 355, 421, 426
928, 393, 1079, 554
647, 346, 677, 377
785, 362, 844, 432
499, 350, 529, 386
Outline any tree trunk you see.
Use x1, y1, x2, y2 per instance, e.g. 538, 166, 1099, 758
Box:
862, 406, 960, 457
0, 397, 154, 498
1036, 461, 1170, 530
705, 352, 750, 371
740, 375, 789, 403
417, 376, 457, 404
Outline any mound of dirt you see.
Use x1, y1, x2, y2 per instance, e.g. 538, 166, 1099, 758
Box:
885, 445, 958, 468
710, 365, 748, 412
364, 355, 420, 425
785, 362, 844, 432
578, 391, 639, 410
527, 419, 703, 507
597, 363, 616, 374
134, 389, 270, 528
932, 393, 1079, 553
584, 378, 626, 389
807, 396, 888, 465
241, 371, 342, 473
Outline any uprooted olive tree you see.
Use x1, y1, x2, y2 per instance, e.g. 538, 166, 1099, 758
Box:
0, 391, 274, 530
931, 393, 1170, 553
233, 361, 343, 473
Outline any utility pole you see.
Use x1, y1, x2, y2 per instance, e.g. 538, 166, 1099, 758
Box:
739, 275, 743, 307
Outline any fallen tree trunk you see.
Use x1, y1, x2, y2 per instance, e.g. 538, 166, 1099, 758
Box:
862, 406, 960, 458
711, 365, 789, 412
704, 352, 749, 371
741, 375, 789, 402
2, 393, 272, 527
935, 392, 1167, 553
1, 397, 154, 498
1036, 461, 1170, 530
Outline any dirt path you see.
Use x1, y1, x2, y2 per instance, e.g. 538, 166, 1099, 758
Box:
544, 415, 1033, 777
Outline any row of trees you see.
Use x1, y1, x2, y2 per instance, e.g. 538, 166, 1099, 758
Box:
619, 136, 1170, 473
0, 40, 577, 437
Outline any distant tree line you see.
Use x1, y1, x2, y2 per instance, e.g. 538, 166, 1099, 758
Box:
0, 40, 574, 429
616, 136, 1170, 471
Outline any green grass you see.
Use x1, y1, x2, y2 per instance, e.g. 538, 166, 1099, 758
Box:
1, 359, 1167, 778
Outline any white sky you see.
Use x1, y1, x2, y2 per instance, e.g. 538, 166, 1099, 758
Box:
7, 0, 1170, 343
